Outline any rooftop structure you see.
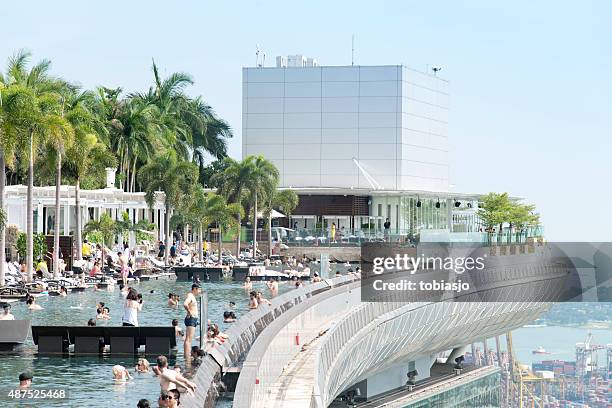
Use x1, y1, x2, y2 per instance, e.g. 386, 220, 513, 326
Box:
242, 64, 449, 192
3, 183, 166, 240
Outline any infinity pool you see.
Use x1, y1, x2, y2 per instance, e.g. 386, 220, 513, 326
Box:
0, 278, 286, 407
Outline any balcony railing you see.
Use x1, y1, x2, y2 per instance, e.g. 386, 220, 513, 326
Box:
264, 226, 544, 248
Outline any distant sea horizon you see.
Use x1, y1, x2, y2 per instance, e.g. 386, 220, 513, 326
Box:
512, 325, 612, 365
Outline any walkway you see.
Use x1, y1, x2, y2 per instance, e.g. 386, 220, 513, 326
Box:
258, 320, 338, 408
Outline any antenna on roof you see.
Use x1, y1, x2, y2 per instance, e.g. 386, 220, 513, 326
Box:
351, 35, 355, 66
255, 45, 266, 68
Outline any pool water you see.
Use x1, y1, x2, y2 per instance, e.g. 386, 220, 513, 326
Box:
0, 278, 288, 407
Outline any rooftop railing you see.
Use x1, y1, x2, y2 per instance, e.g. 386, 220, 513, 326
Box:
265, 226, 544, 248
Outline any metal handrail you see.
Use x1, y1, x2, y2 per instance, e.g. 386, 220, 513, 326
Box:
233, 276, 362, 408
181, 275, 359, 408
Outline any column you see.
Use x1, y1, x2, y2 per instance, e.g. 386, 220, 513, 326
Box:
158, 210, 166, 240
36, 202, 43, 234
483, 339, 490, 365
64, 204, 70, 235
153, 209, 159, 239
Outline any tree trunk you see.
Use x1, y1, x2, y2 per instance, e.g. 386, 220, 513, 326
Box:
26, 130, 34, 282
101, 240, 106, 272
53, 152, 61, 278
124, 156, 130, 192
118, 149, 124, 190
75, 177, 83, 261
183, 224, 189, 244
164, 201, 171, 265
218, 224, 222, 257
0, 148, 5, 287
252, 194, 257, 258
130, 158, 137, 193
198, 224, 203, 262
235, 213, 241, 257
267, 213, 273, 258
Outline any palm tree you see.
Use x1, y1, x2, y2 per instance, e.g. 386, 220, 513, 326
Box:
138, 152, 198, 264
63, 91, 114, 261
246, 156, 279, 258
212, 157, 254, 256
0, 76, 16, 287
140, 61, 231, 168
264, 189, 299, 257
99, 87, 158, 192
171, 185, 208, 262
182, 97, 232, 169
48, 86, 76, 278
203, 194, 243, 258
83, 213, 116, 271
4, 50, 67, 281
0, 76, 33, 285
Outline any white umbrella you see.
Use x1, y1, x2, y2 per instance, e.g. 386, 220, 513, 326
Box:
256, 209, 286, 219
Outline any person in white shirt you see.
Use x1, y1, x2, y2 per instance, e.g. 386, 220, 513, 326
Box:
121, 289, 142, 326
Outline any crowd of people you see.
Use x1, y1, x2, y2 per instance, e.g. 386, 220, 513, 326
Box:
7, 243, 361, 407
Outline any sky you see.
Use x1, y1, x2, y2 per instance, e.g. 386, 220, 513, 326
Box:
2, 0, 610, 241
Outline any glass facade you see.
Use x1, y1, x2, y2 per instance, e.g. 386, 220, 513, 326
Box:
403, 371, 501, 408
399, 196, 449, 235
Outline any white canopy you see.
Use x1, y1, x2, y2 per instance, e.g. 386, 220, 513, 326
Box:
257, 209, 286, 219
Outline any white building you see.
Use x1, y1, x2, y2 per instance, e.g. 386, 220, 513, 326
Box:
4, 177, 166, 242
243, 64, 449, 192
243, 63, 478, 237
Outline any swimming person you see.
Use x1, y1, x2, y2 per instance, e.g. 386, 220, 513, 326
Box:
157, 355, 196, 395
266, 278, 278, 297
243, 276, 252, 290
223, 311, 236, 323
0, 304, 15, 320
183, 284, 202, 361
97, 306, 110, 320
167, 293, 178, 306
18, 372, 33, 389
112, 365, 132, 382
172, 319, 184, 340
256, 292, 272, 306
135, 358, 150, 373
136, 399, 150, 408
248, 291, 258, 309
26, 297, 43, 310
167, 389, 180, 408
59, 286, 68, 297
122, 289, 141, 326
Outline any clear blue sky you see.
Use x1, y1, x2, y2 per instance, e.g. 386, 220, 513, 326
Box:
3, 0, 610, 241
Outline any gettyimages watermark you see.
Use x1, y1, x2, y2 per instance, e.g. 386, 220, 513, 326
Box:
360, 242, 612, 303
